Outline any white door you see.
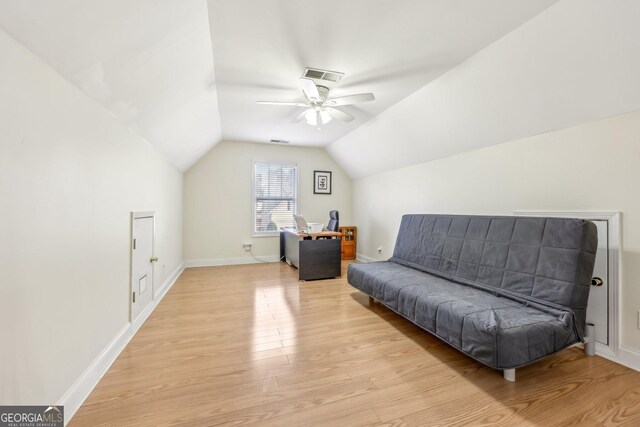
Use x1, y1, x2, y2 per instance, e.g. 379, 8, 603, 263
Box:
131, 212, 155, 322
586, 220, 608, 345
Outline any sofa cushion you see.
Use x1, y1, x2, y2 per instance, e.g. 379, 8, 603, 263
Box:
348, 261, 576, 369
389, 214, 597, 337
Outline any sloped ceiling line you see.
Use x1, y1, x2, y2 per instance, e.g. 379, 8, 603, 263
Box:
0, 0, 563, 171
327, 0, 640, 179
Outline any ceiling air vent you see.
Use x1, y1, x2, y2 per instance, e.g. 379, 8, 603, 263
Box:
302, 67, 344, 83
270, 139, 290, 144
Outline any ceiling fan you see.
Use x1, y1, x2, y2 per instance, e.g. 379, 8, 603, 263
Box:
257, 78, 375, 126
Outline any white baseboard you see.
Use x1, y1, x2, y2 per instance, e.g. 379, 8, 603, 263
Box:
595, 342, 617, 361
591, 345, 640, 373
615, 347, 640, 372
132, 300, 156, 331
185, 255, 280, 268
154, 262, 183, 302
60, 262, 185, 425
131, 262, 182, 330
58, 323, 130, 426
356, 253, 380, 263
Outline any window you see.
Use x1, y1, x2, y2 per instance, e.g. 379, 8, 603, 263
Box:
253, 162, 297, 235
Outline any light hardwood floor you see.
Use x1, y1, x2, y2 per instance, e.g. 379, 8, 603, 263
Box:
71, 262, 640, 426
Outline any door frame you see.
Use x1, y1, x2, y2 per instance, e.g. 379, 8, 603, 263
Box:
514, 211, 621, 359
130, 211, 156, 323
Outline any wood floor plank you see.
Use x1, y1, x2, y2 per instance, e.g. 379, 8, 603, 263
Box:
70, 261, 640, 426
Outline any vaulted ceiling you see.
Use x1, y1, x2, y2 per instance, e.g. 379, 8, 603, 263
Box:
0, 0, 220, 170
0, 0, 559, 171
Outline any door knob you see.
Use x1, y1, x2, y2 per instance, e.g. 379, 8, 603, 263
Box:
150, 257, 159, 263
591, 277, 604, 286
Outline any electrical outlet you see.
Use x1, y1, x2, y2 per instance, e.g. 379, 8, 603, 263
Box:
377, 246, 383, 254
243, 242, 252, 251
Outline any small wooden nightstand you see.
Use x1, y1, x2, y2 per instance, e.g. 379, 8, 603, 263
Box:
339, 226, 357, 260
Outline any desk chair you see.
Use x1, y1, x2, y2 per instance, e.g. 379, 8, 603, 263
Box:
327, 210, 339, 232
317, 210, 339, 240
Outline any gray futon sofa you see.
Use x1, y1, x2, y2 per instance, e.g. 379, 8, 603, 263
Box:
348, 214, 597, 381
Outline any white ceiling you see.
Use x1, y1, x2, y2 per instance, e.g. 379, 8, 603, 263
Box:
0, 0, 221, 171
0, 0, 559, 171
328, 0, 640, 178
208, 0, 559, 147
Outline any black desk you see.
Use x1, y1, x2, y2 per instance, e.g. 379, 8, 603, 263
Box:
280, 228, 341, 280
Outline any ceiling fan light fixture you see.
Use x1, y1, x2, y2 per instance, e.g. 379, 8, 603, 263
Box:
319, 110, 332, 124
262, 75, 375, 126
304, 109, 331, 126
304, 109, 317, 126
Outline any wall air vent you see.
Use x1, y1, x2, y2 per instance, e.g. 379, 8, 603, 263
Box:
270, 139, 290, 144
302, 67, 344, 83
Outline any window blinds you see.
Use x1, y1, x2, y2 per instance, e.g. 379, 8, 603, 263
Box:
254, 162, 297, 233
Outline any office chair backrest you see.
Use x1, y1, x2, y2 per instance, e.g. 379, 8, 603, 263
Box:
328, 210, 339, 232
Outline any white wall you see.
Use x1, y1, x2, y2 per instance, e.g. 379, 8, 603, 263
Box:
327, 0, 640, 179
324, 0, 640, 356
184, 141, 352, 263
0, 28, 183, 404
352, 110, 640, 352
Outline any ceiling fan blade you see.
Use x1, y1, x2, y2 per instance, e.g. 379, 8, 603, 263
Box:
327, 93, 375, 106
299, 78, 320, 101
292, 109, 311, 123
325, 107, 354, 122
257, 101, 308, 106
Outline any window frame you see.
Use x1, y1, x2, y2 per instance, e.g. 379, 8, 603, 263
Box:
252, 160, 299, 237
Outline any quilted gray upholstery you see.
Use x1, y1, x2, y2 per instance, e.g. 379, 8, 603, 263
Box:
347, 214, 597, 369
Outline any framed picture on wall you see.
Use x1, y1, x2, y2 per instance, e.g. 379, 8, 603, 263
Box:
313, 170, 332, 195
